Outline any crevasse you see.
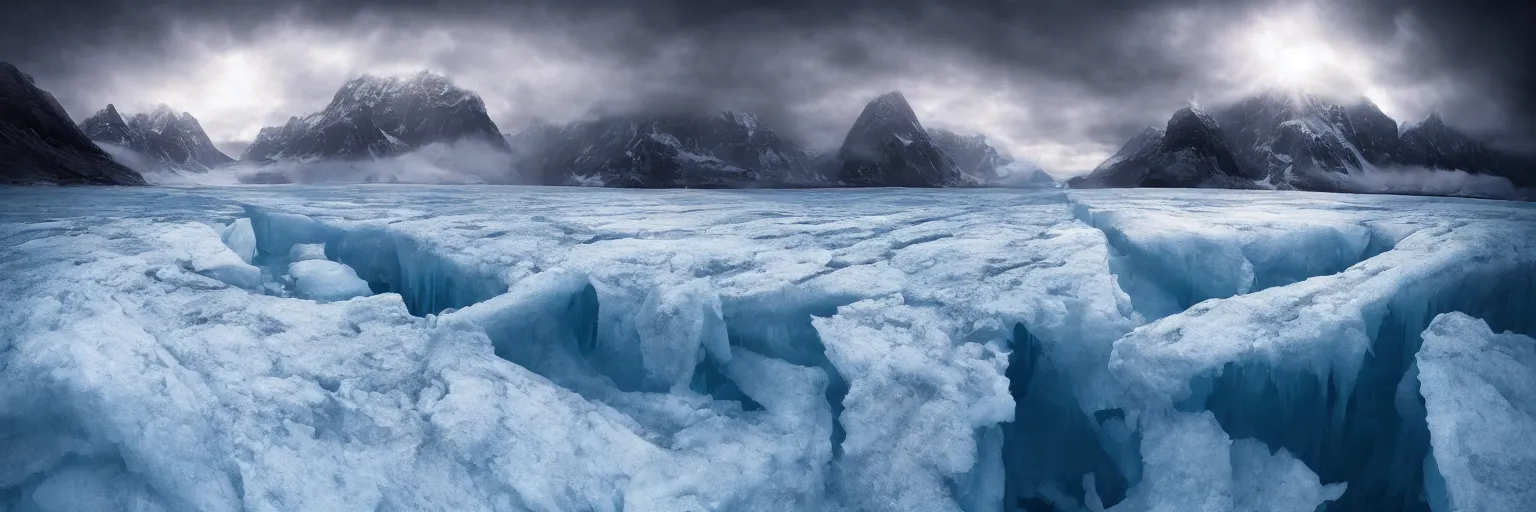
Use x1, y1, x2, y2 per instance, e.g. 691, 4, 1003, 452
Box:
3, 187, 1533, 512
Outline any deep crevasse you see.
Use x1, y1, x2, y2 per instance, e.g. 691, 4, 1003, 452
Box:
0, 186, 1532, 511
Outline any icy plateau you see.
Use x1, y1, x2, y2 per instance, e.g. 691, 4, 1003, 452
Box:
0, 186, 1532, 512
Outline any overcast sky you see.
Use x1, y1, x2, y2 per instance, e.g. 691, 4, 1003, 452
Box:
3, 0, 1531, 175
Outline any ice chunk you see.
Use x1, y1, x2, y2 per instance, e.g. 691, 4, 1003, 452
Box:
220, 218, 256, 265
814, 295, 1013, 511
165, 222, 262, 289
288, 243, 327, 262
288, 260, 372, 302
1072, 203, 1373, 320
632, 279, 730, 392
1417, 312, 1536, 512
1229, 439, 1347, 512
1113, 411, 1344, 512
1113, 411, 1234, 512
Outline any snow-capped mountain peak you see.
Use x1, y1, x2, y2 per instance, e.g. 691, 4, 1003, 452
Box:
242, 71, 507, 162
79, 102, 232, 171
836, 91, 960, 187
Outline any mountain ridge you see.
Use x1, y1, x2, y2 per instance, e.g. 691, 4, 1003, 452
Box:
1071, 90, 1534, 192
0, 62, 145, 185
80, 103, 233, 171
241, 71, 508, 163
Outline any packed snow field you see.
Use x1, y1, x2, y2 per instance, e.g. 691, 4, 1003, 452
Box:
1, 185, 1532, 512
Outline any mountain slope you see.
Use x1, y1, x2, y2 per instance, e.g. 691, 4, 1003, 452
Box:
929, 128, 1005, 185
836, 92, 961, 187
0, 62, 144, 185
519, 111, 816, 188
80, 104, 232, 171
242, 71, 508, 162
1069, 106, 1257, 189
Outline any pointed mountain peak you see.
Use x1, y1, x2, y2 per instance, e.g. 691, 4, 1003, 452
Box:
1169, 105, 1218, 129
838, 91, 958, 187
864, 91, 917, 117
853, 91, 923, 130
87, 104, 128, 124
245, 69, 504, 162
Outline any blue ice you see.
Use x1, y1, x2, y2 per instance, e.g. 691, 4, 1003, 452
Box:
0, 186, 1533, 511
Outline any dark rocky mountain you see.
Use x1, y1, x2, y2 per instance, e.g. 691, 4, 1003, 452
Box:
836, 92, 962, 187
1072, 90, 1535, 192
79, 104, 233, 171
518, 111, 818, 188
242, 71, 508, 162
1394, 113, 1530, 185
0, 62, 144, 185
1069, 106, 1259, 189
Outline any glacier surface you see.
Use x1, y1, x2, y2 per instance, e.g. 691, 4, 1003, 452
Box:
0, 185, 1532, 511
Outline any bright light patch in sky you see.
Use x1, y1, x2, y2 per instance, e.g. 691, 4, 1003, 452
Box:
1219, 2, 1386, 105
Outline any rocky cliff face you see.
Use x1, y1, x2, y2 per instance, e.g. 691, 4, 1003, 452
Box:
518, 111, 817, 188
836, 92, 961, 187
1074, 90, 1534, 192
1395, 113, 1517, 182
0, 62, 144, 185
241, 71, 508, 162
80, 104, 232, 171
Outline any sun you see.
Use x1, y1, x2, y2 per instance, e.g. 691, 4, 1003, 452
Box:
1224, 2, 1376, 97
1241, 10, 1340, 88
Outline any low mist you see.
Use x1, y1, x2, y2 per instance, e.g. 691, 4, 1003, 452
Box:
1344, 166, 1530, 200
220, 139, 520, 185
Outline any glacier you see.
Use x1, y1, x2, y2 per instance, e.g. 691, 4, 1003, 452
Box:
0, 185, 1532, 511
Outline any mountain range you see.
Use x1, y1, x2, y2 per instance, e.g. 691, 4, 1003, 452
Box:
513, 110, 820, 188
2, 60, 1529, 196
79, 104, 233, 171
1068, 90, 1534, 193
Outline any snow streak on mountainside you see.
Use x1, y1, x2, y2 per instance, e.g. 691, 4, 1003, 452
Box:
1, 186, 1531, 511
241, 71, 508, 163
0, 62, 144, 185
1072, 90, 1535, 196
80, 104, 233, 171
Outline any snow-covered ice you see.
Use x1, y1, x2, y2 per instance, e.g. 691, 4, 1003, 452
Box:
1417, 312, 1536, 512
0, 185, 1532, 511
288, 260, 373, 302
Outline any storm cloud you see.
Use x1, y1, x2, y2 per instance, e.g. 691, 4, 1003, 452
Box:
3, 0, 1530, 174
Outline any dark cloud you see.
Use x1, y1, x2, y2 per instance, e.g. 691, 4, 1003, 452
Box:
2, 0, 1530, 173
